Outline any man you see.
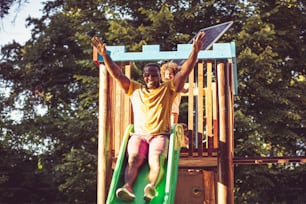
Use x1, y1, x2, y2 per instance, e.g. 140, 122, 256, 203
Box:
91, 32, 205, 202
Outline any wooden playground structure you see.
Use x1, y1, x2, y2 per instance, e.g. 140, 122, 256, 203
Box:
93, 41, 238, 203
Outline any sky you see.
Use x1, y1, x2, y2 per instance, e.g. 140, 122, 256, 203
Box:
0, 1, 46, 120
0, 1, 44, 47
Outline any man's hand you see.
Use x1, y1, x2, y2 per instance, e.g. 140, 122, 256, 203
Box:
91, 37, 107, 56
192, 31, 205, 53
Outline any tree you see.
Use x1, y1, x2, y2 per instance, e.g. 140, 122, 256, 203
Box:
0, 0, 305, 203
234, 0, 306, 202
1, 0, 102, 202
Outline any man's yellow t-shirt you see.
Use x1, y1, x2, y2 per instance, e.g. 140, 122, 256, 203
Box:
127, 80, 177, 136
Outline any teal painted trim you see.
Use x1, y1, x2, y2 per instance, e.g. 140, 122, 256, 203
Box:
230, 42, 238, 95
96, 42, 236, 62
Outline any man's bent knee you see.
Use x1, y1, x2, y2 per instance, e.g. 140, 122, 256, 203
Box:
128, 154, 145, 168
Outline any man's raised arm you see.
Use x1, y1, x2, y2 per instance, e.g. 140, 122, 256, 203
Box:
91, 37, 130, 92
173, 32, 205, 92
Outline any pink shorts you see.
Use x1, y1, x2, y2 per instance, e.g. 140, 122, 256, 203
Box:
127, 134, 169, 159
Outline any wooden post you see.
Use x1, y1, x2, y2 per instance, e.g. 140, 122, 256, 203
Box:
197, 61, 204, 155
114, 67, 123, 157
217, 62, 234, 204
97, 64, 108, 204
212, 82, 219, 149
124, 63, 132, 127
188, 68, 195, 154
206, 61, 213, 155
226, 62, 235, 204
203, 170, 216, 204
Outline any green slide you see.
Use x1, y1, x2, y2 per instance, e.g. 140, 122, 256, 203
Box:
106, 124, 184, 204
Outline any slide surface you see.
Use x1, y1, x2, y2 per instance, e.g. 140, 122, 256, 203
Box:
106, 124, 184, 204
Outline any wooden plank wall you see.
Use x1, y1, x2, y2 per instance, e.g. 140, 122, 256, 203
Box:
112, 63, 132, 157
183, 60, 220, 158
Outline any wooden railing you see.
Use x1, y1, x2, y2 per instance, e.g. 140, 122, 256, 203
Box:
178, 60, 235, 168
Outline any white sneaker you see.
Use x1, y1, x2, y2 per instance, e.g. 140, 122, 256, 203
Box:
116, 186, 135, 202
144, 183, 157, 202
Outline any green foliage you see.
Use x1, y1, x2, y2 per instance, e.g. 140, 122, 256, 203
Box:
234, 0, 306, 202
0, 0, 305, 203
235, 0, 306, 157
0, 141, 61, 203
235, 164, 306, 203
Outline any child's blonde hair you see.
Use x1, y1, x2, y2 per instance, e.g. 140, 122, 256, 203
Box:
160, 62, 179, 82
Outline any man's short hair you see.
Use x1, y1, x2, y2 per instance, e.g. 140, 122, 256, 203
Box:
143, 63, 160, 72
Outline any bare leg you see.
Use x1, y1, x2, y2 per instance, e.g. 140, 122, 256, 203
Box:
148, 154, 166, 186
124, 154, 145, 189
147, 135, 168, 186
116, 136, 147, 201
116, 154, 145, 201
144, 153, 165, 201
144, 135, 168, 201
